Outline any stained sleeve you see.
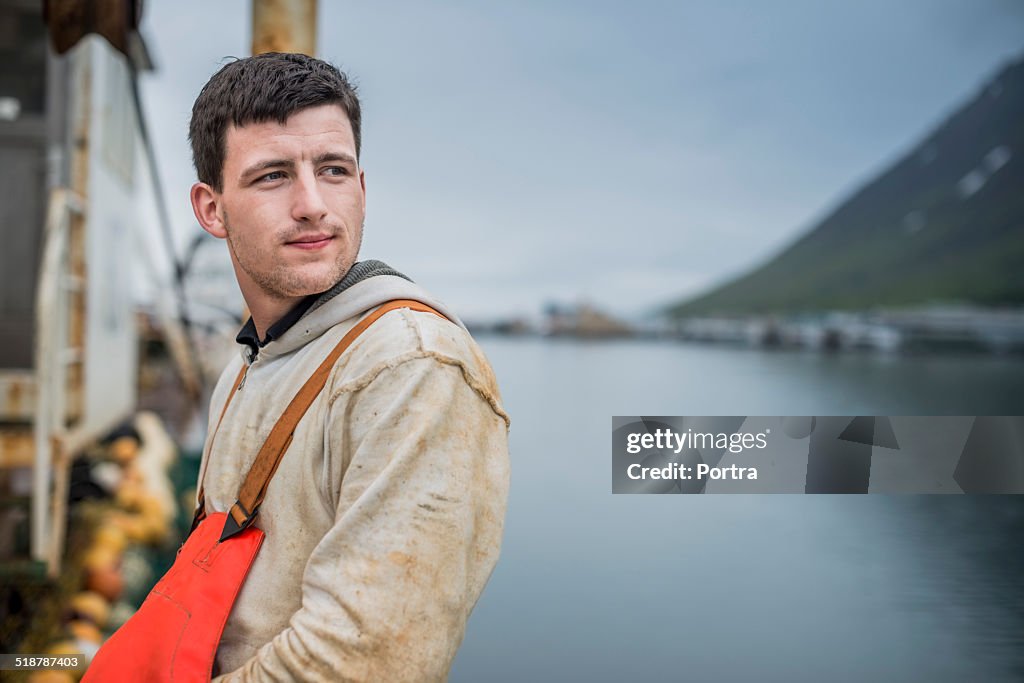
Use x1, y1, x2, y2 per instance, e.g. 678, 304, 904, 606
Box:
212, 353, 510, 682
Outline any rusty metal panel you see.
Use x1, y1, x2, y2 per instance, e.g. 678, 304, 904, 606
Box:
42, 0, 144, 57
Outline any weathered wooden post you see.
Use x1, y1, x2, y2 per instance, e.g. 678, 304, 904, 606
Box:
251, 0, 318, 56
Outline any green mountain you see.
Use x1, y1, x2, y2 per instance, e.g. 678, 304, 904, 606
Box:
668, 55, 1024, 318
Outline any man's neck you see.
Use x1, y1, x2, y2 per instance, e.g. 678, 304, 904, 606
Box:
243, 292, 305, 341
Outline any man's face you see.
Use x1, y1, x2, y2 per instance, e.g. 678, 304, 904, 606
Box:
194, 104, 365, 304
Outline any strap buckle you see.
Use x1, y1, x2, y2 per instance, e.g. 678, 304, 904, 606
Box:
219, 500, 260, 542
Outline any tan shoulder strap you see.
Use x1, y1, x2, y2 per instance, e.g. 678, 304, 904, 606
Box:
195, 299, 447, 542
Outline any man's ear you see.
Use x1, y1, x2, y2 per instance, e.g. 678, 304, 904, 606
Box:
359, 168, 366, 212
191, 182, 227, 238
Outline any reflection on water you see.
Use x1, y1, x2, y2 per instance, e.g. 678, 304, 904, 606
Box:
450, 339, 1024, 683
896, 498, 1024, 674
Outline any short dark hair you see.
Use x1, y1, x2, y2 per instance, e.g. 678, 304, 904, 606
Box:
189, 53, 361, 192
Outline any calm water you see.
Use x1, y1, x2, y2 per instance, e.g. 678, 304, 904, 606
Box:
449, 338, 1024, 683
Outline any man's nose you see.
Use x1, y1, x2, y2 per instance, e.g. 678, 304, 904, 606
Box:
290, 171, 328, 223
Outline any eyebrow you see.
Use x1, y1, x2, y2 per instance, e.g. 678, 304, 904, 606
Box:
313, 152, 357, 166
239, 152, 358, 181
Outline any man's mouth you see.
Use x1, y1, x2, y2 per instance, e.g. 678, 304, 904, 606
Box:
286, 234, 334, 250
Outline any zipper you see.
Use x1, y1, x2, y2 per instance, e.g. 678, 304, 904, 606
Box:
237, 350, 257, 390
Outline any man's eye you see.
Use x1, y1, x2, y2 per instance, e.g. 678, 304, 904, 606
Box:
260, 171, 284, 182
323, 166, 348, 176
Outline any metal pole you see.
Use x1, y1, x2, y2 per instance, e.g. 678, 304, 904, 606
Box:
251, 0, 318, 55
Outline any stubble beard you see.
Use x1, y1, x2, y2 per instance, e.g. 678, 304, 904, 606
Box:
223, 210, 364, 300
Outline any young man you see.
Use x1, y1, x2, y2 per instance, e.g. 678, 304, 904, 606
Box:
188, 53, 510, 681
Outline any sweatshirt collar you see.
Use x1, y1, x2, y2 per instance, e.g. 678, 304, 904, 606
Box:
235, 294, 318, 359
235, 260, 411, 360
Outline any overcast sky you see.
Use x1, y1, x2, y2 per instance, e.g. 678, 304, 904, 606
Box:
137, 0, 1024, 320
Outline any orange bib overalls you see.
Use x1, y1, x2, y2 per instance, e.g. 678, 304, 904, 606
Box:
83, 300, 443, 682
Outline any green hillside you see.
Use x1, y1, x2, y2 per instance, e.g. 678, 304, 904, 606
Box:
669, 55, 1024, 318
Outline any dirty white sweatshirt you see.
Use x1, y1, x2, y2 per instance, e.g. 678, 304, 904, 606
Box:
197, 272, 510, 682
